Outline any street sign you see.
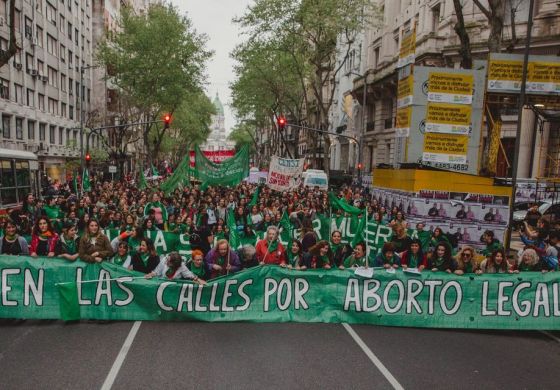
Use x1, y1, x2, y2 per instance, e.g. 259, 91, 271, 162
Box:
108, 165, 117, 173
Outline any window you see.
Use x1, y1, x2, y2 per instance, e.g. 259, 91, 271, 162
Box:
24, 17, 33, 40
49, 125, 56, 144
87, 88, 90, 103
69, 105, 74, 120
1, 78, 9, 99
38, 94, 45, 111
68, 0, 71, 11
15, 118, 23, 140
66, 128, 70, 145
36, 27, 43, 48
61, 74, 66, 91
39, 123, 46, 141
74, 28, 78, 45
37, 60, 44, 75
431, 5, 441, 33
27, 89, 34, 107
0, 37, 7, 51
68, 22, 72, 39
58, 127, 63, 145
14, 83, 22, 104
48, 98, 58, 115
47, 67, 58, 87
61, 102, 66, 117
2, 115, 11, 138
374, 46, 380, 68
47, 34, 57, 56
60, 14, 65, 33
36, 0, 43, 14
46, 1, 56, 25
81, 34, 84, 51
68, 50, 73, 66
28, 120, 35, 141
25, 52, 33, 72
60, 44, 66, 62
69, 77, 73, 94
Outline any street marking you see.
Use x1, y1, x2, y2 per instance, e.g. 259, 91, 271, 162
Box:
342, 323, 404, 390
100, 321, 142, 390
539, 330, 560, 344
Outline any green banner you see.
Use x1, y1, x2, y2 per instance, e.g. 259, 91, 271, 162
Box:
195, 146, 249, 186
1, 256, 560, 329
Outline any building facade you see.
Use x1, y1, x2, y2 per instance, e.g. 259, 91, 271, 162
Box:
0, 0, 96, 186
339, 0, 560, 180
201, 93, 234, 152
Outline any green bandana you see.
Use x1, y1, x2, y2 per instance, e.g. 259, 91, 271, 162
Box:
190, 263, 205, 278
408, 254, 419, 268
140, 253, 149, 267
330, 242, 342, 254
287, 251, 299, 267
112, 255, 128, 266
64, 235, 77, 255
267, 240, 279, 254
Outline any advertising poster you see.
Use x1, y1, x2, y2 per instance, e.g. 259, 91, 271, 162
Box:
425, 103, 472, 135
427, 72, 474, 104
422, 133, 469, 164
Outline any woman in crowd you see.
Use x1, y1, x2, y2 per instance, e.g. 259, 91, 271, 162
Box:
255, 226, 287, 265
286, 240, 303, 270
400, 239, 426, 270
478, 249, 509, 274
111, 241, 131, 268
300, 219, 318, 253
78, 219, 113, 263
391, 225, 412, 255
303, 240, 332, 270
30, 217, 58, 257
129, 238, 160, 273
111, 227, 144, 256
188, 249, 208, 279
428, 242, 455, 273
205, 239, 241, 278
0, 219, 30, 255
454, 246, 478, 275
56, 221, 80, 261
514, 248, 546, 273
330, 230, 352, 270
146, 252, 205, 284
344, 242, 368, 268
374, 242, 401, 268
480, 230, 503, 257
248, 205, 263, 229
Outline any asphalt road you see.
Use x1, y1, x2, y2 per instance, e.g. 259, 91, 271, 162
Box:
1, 319, 560, 389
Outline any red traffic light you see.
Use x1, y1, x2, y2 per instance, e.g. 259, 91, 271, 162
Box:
85, 153, 91, 162
163, 114, 172, 129
277, 116, 287, 129
357, 163, 363, 170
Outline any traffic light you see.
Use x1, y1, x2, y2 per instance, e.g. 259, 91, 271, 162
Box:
85, 153, 91, 166
277, 116, 287, 130
357, 162, 363, 170
163, 114, 171, 129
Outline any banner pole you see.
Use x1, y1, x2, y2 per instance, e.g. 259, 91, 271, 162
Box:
365, 211, 369, 268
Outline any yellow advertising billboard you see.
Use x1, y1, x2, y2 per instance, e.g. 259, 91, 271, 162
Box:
397, 74, 414, 108
428, 72, 474, 104
397, 29, 416, 68
395, 106, 412, 137
488, 54, 560, 94
422, 133, 469, 164
425, 103, 472, 135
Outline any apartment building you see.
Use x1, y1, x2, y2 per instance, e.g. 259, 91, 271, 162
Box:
0, 0, 98, 184
340, 0, 560, 179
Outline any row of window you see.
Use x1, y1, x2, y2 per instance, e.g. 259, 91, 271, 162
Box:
0, 115, 100, 148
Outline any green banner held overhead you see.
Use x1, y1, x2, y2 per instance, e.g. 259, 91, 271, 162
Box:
328, 192, 363, 215
1, 256, 560, 329
195, 146, 249, 187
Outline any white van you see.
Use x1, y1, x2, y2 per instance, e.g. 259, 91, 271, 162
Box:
302, 169, 328, 190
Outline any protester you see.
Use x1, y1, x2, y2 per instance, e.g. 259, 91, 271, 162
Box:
111, 241, 131, 268
0, 220, 30, 255
56, 221, 80, 261
286, 240, 303, 269
205, 239, 241, 278
344, 242, 368, 268
30, 217, 58, 257
374, 242, 401, 269
330, 230, 352, 270
238, 245, 259, 270
303, 240, 332, 269
78, 220, 113, 263
454, 246, 478, 275
478, 249, 510, 274
255, 226, 286, 265
146, 252, 205, 283
129, 238, 160, 273
400, 239, 426, 270
188, 249, 208, 279
428, 242, 455, 273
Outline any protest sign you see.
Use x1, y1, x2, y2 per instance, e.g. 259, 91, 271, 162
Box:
266, 156, 304, 192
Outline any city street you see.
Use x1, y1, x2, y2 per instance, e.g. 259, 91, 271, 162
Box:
2, 319, 560, 389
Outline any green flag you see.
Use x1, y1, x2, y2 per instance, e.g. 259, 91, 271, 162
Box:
195, 146, 249, 186
82, 169, 91, 193
328, 192, 362, 215
139, 168, 148, 190
248, 186, 260, 207
151, 164, 159, 177
279, 211, 292, 244
161, 154, 191, 195
227, 208, 240, 249
57, 282, 81, 321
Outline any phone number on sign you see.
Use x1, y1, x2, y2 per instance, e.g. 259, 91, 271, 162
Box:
434, 162, 469, 171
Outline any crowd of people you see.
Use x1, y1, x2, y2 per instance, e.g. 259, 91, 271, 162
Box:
0, 174, 558, 282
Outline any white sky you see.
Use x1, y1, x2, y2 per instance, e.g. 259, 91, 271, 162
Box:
172, 0, 255, 134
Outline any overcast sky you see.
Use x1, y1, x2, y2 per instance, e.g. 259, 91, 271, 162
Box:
173, 0, 254, 134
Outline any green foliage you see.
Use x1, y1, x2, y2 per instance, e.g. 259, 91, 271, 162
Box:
228, 122, 256, 153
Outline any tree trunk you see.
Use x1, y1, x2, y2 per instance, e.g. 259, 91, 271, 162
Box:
453, 0, 473, 69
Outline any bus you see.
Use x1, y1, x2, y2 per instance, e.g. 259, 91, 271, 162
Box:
0, 148, 40, 211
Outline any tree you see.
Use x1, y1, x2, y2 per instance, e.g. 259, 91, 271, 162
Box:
229, 122, 257, 154
234, 0, 378, 172
97, 3, 211, 161
0, 0, 18, 68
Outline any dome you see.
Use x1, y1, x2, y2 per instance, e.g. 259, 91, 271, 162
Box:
213, 93, 224, 116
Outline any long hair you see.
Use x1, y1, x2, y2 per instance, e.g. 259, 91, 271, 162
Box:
33, 217, 55, 236
141, 237, 157, 257
309, 240, 332, 258
455, 245, 477, 270
488, 249, 508, 272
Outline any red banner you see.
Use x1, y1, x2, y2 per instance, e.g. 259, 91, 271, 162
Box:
189, 149, 235, 167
